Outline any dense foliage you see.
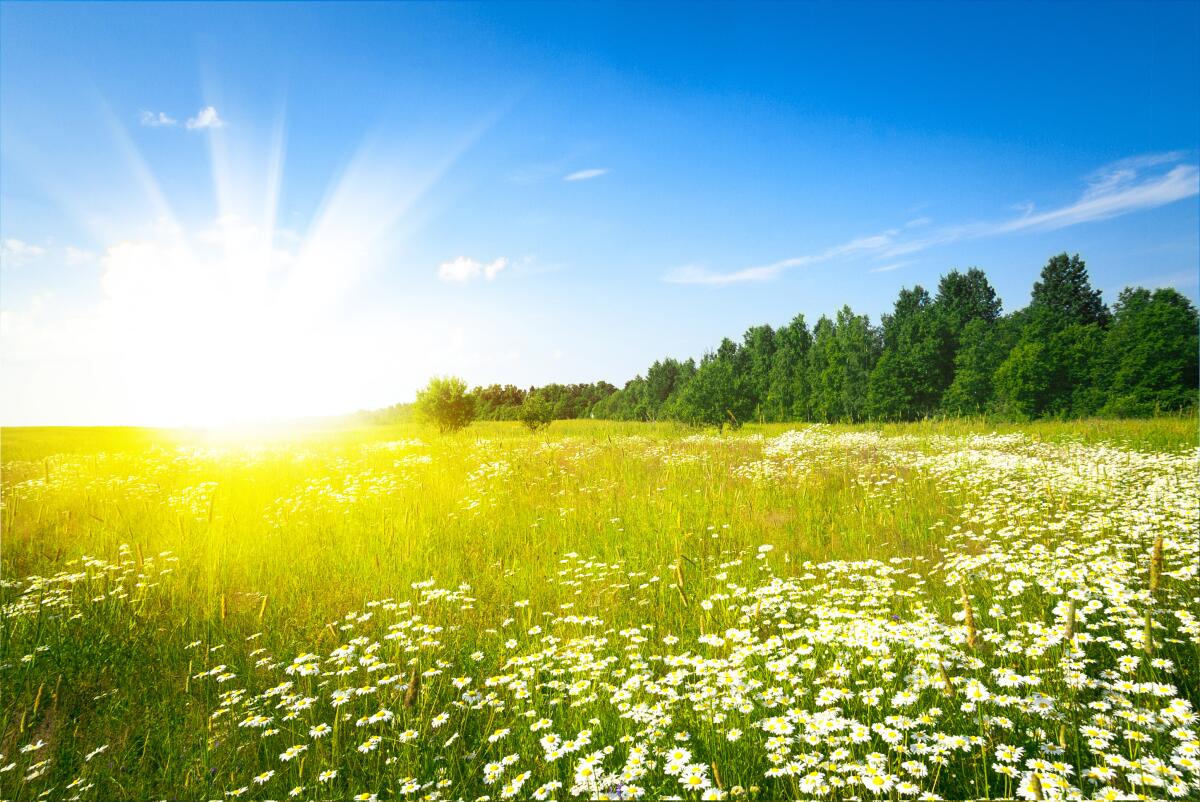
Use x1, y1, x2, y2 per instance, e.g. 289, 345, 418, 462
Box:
415, 376, 476, 433
378, 254, 1194, 432
595, 254, 1198, 427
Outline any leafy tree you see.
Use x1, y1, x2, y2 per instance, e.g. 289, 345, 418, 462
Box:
807, 307, 880, 422
1028, 253, 1109, 332
518, 393, 555, 432
806, 316, 838, 422
676, 339, 750, 429
740, 324, 776, 420
868, 286, 942, 420
639, 358, 694, 420
416, 376, 476, 433
933, 268, 1002, 392
1054, 323, 1108, 417
992, 340, 1053, 419
994, 255, 1110, 418
764, 315, 812, 421
470, 384, 526, 420
941, 316, 1019, 415
1102, 288, 1199, 415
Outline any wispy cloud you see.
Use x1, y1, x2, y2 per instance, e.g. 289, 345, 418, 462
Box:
1, 238, 46, 265
64, 246, 96, 266
186, 106, 226, 130
139, 110, 178, 127
992, 162, 1197, 234
664, 233, 895, 286
869, 260, 912, 274
667, 152, 1199, 285
437, 256, 509, 283
564, 168, 608, 182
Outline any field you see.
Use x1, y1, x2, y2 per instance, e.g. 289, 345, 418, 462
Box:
2, 418, 1198, 801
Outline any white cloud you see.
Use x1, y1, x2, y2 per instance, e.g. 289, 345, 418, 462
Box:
869, 261, 912, 274
991, 163, 1198, 234
64, 246, 96, 266
186, 106, 226, 130
664, 233, 895, 286
564, 168, 608, 182
139, 110, 178, 127
667, 153, 1200, 286
1, 238, 46, 265
437, 256, 509, 283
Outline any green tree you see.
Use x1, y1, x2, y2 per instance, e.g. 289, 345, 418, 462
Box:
933, 268, 1002, 392
992, 340, 1053, 419
1054, 323, 1108, 417
764, 315, 812, 421
1102, 287, 1200, 415
415, 376, 476, 433
994, 254, 1110, 418
867, 286, 942, 420
807, 307, 880, 422
740, 324, 776, 421
1028, 252, 1109, 332
518, 393, 555, 432
676, 339, 750, 429
941, 316, 1019, 415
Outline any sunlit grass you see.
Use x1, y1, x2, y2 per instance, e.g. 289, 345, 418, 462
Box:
2, 418, 1197, 800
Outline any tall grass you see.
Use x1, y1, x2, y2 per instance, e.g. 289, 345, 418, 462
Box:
2, 418, 1197, 800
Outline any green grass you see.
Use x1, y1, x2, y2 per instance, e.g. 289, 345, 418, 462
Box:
2, 418, 1197, 801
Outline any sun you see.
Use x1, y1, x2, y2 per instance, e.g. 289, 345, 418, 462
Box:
76, 105, 490, 427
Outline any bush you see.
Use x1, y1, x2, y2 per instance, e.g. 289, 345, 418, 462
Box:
415, 376, 475, 433
519, 393, 554, 432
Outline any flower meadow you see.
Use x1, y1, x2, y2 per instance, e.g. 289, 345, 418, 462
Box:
2, 419, 1197, 801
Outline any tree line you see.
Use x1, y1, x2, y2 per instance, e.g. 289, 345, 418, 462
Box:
593, 253, 1197, 427
384, 252, 1197, 431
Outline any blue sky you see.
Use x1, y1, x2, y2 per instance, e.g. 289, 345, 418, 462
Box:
2, 1, 1197, 425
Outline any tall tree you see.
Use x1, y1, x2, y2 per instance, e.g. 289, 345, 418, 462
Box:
835, 306, 882, 422
806, 316, 838, 422
933, 268, 1002, 392
941, 316, 1020, 416
995, 254, 1109, 417
807, 307, 880, 422
676, 339, 751, 429
1028, 253, 1109, 332
1103, 287, 1199, 415
868, 286, 942, 420
764, 315, 812, 421
740, 324, 776, 421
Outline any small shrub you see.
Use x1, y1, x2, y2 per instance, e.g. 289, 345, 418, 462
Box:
415, 376, 475, 433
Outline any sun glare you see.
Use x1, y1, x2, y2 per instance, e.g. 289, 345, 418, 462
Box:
68, 108, 492, 427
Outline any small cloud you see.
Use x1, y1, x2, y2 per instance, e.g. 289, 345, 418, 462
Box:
64, 246, 96, 266
564, 168, 608, 182
186, 106, 226, 130
437, 256, 508, 283
1, 238, 46, 265
869, 261, 912, 274
904, 216, 932, 229
483, 257, 507, 280
139, 110, 178, 127
664, 232, 895, 285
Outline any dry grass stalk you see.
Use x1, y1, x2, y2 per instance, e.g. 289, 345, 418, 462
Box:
403, 664, 421, 708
